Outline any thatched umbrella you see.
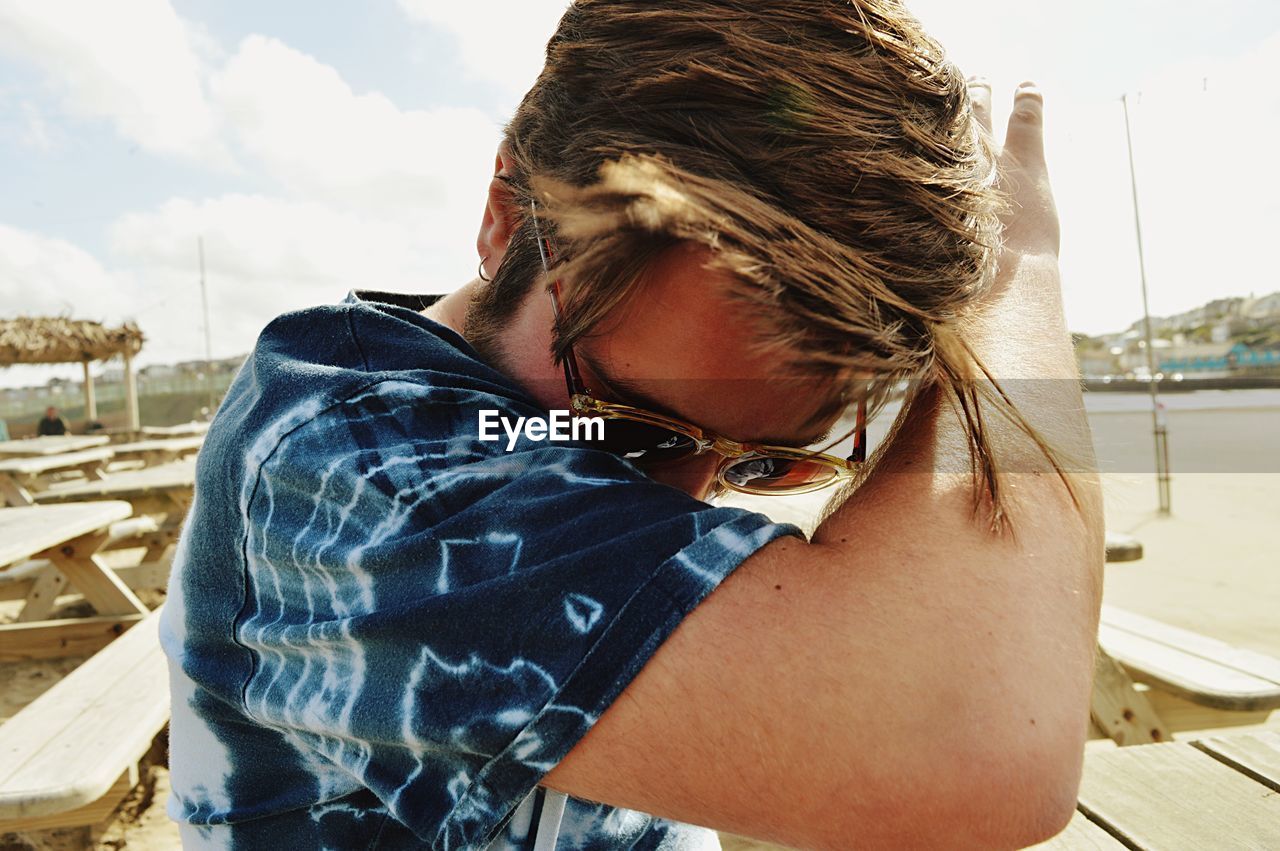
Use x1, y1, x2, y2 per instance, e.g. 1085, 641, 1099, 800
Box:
0, 318, 146, 429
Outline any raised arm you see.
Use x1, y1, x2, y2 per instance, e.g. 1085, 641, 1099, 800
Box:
545, 84, 1104, 850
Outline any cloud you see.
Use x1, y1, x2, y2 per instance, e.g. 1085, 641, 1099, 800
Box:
0, 0, 230, 165
1, 10, 503, 379
108, 194, 466, 366
1049, 30, 1280, 333
1122, 31, 1280, 314
906, 0, 1280, 333
0, 224, 137, 321
211, 35, 498, 214
396, 0, 570, 100
0, 224, 144, 387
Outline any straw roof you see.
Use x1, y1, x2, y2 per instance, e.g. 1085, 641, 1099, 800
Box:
0, 317, 144, 366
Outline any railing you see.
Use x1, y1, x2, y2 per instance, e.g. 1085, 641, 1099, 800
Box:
0, 372, 237, 421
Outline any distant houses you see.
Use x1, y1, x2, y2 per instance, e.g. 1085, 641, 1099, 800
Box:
1074, 290, 1280, 379
1157, 342, 1280, 377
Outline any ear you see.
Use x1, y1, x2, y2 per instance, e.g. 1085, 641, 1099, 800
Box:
476, 142, 520, 281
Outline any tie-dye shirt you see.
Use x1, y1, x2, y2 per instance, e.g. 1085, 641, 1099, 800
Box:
160, 291, 800, 849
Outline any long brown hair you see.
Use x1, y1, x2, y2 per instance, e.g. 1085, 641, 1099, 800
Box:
468, 0, 1079, 532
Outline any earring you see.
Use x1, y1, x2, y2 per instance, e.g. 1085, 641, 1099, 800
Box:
478, 257, 492, 282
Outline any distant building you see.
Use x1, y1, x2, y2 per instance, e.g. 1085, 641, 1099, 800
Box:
1245, 292, 1280, 320
1158, 342, 1280, 376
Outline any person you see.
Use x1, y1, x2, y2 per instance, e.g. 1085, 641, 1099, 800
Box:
161, 2, 1103, 848
36, 406, 68, 436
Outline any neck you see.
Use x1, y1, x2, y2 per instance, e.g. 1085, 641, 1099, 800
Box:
422, 277, 483, 335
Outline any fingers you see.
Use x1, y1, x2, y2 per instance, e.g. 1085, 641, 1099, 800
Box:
966, 76, 994, 138
1003, 81, 1046, 169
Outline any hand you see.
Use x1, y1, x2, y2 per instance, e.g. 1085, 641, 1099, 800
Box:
968, 79, 1061, 261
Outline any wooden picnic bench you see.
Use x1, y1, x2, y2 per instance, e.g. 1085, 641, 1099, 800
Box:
1102, 531, 1143, 563
1101, 605, 1280, 712
34, 459, 196, 562
0, 436, 111, 458
106, 435, 203, 468
0, 448, 115, 507
104, 422, 209, 443
0, 516, 168, 607
0, 606, 169, 834
141, 422, 208, 438
1092, 606, 1280, 745
1033, 727, 1280, 849
0, 501, 147, 661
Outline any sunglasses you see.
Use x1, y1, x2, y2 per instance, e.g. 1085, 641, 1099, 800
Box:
530, 207, 867, 496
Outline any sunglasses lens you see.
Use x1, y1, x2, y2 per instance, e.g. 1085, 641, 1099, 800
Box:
720, 456, 839, 494
598, 418, 700, 464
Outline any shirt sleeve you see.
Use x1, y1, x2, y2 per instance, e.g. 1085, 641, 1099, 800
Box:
234, 379, 801, 847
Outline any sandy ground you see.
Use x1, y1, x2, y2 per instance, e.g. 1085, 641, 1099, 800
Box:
2, 401, 1275, 849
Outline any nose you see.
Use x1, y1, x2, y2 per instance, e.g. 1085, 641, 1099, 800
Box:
643, 453, 725, 501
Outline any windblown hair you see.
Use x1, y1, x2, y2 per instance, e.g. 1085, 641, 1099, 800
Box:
470, 0, 1075, 531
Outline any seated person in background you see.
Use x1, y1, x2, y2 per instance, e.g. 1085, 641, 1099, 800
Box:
36, 406, 68, 436
162, 1, 1104, 848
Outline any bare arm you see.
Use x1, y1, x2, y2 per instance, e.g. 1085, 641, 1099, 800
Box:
545, 84, 1104, 850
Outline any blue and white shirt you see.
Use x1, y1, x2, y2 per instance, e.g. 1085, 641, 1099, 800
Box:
160, 291, 800, 849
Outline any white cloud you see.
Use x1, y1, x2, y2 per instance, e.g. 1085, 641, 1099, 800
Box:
211, 35, 498, 214
1121, 32, 1280, 317
108, 194, 467, 367
396, 0, 570, 100
0, 224, 143, 388
906, 1, 1280, 334
0, 223, 136, 321
0, 0, 230, 165
3, 9, 508, 386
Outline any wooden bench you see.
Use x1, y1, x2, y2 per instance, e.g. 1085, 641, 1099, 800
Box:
0, 436, 111, 458
35, 460, 196, 563
1035, 727, 1280, 849
107, 436, 203, 468
1090, 606, 1280, 746
1099, 605, 1280, 713
0, 517, 169, 610
0, 606, 169, 833
0, 502, 149, 661
0, 448, 115, 507
1102, 531, 1143, 564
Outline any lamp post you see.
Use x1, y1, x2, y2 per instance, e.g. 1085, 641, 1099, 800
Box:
1121, 92, 1171, 515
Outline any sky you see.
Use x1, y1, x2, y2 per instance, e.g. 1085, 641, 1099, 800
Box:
1, 0, 1277, 388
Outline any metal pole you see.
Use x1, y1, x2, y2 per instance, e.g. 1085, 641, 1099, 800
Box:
1121, 93, 1171, 515
199, 236, 215, 416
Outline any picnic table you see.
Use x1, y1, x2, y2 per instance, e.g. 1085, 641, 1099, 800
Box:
104, 421, 209, 443
34, 459, 196, 561
141, 421, 208, 438
0, 435, 110, 458
107, 435, 203, 468
1037, 727, 1280, 849
1103, 531, 1143, 563
0, 448, 115, 507
0, 501, 146, 660
0, 607, 168, 833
